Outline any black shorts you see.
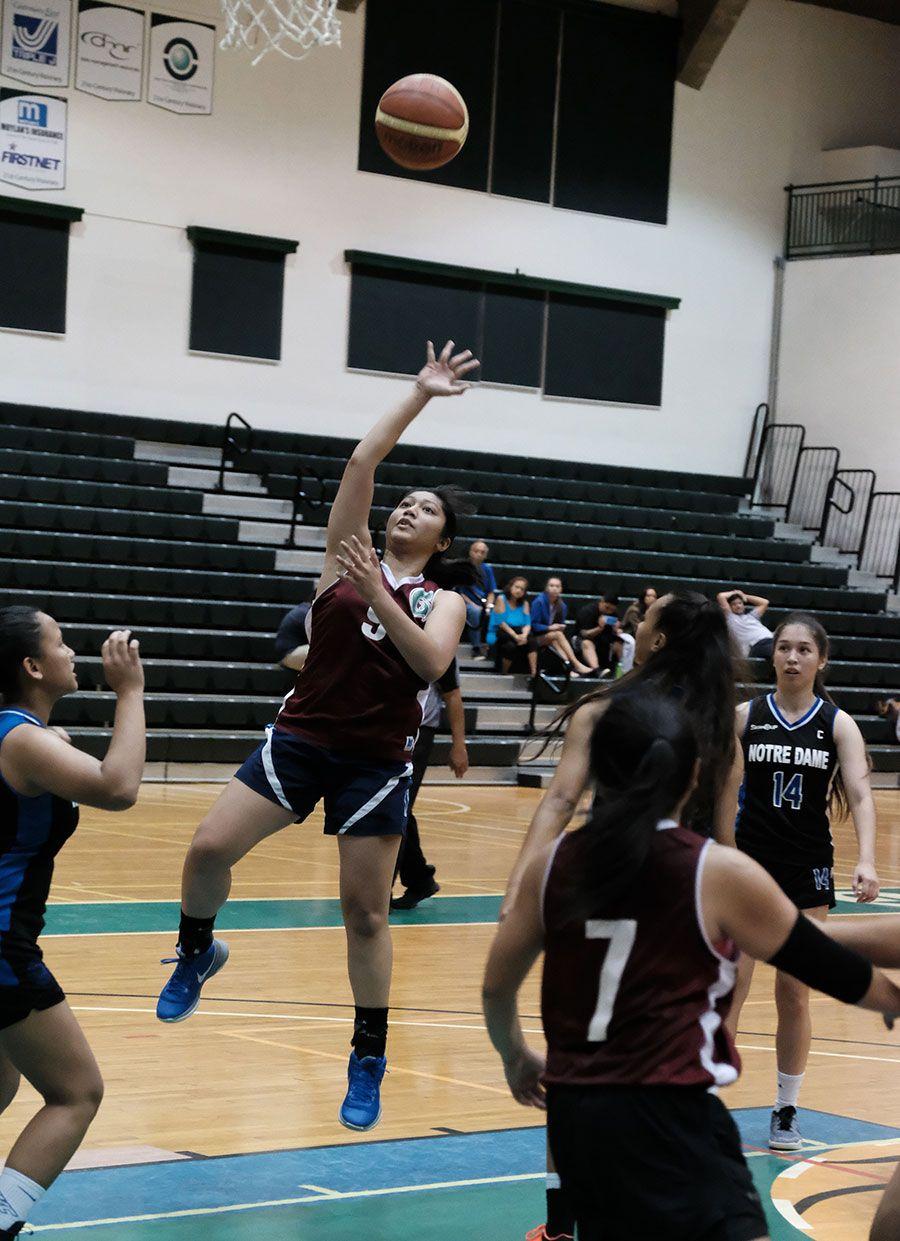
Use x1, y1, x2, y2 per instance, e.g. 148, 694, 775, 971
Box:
738, 843, 835, 910
0, 959, 65, 1031
235, 729, 412, 837
546, 1084, 766, 1241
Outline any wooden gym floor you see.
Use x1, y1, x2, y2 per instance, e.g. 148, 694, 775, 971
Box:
8, 784, 900, 1239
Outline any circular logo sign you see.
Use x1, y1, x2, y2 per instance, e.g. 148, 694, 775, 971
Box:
163, 36, 198, 80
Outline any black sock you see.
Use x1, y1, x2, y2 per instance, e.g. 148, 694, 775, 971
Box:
546, 1186, 576, 1237
178, 911, 215, 957
352, 1006, 388, 1059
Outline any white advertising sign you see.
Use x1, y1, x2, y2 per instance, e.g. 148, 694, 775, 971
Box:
0, 0, 71, 88
75, 0, 144, 101
147, 13, 213, 115
0, 87, 66, 190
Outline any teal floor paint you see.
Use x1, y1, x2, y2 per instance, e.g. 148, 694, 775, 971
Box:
43, 894, 503, 937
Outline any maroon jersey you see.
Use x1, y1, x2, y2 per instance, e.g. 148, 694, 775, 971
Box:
276, 563, 441, 763
542, 822, 740, 1088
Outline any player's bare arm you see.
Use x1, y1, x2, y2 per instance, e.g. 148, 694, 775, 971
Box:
713, 699, 749, 847
833, 710, 880, 902
317, 341, 478, 595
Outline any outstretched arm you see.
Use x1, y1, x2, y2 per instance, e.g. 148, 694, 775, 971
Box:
713, 701, 749, 847
834, 710, 880, 902
317, 341, 478, 595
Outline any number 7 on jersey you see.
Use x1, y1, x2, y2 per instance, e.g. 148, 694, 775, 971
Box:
585, 919, 638, 1042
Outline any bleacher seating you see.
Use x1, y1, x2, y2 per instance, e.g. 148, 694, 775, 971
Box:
0, 400, 897, 783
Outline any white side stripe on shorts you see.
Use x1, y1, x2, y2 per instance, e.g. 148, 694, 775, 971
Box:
338, 762, 413, 835
261, 725, 293, 812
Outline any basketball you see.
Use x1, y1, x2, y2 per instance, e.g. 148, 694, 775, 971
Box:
375, 73, 469, 171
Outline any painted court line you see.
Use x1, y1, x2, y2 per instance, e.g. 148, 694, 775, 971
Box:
30, 1172, 545, 1230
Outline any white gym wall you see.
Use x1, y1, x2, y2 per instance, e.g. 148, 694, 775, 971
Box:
0, 0, 898, 476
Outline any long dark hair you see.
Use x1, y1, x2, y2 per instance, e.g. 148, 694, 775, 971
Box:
503, 575, 529, 603
416, 485, 478, 589
550, 591, 740, 832
0, 606, 43, 704
567, 689, 697, 917
772, 612, 850, 817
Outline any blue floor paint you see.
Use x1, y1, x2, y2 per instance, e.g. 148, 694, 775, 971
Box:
30, 1110, 900, 1229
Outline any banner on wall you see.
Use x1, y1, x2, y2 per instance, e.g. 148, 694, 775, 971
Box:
147, 12, 213, 114
0, 0, 71, 88
0, 87, 66, 189
75, 0, 143, 100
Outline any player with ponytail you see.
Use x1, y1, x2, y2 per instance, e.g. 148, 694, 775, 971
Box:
483, 688, 900, 1241
724, 611, 880, 1152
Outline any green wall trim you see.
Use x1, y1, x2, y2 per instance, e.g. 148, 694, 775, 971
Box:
344, 249, 680, 310
187, 225, 299, 254
0, 195, 83, 222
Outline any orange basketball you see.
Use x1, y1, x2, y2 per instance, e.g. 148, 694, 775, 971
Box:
375, 73, 469, 171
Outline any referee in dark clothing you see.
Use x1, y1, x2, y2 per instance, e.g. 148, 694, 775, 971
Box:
391, 658, 468, 910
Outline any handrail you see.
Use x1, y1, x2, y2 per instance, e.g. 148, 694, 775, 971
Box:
785, 176, 900, 259
743, 402, 768, 479
217, 412, 254, 492
751, 422, 805, 512
288, 464, 326, 547
858, 491, 900, 593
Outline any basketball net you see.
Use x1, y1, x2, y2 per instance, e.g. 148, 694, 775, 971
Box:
218, 0, 340, 65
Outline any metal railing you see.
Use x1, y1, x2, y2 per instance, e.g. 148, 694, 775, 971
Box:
217, 412, 267, 491
288, 464, 326, 547
819, 469, 876, 556
785, 176, 900, 259
743, 402, 769, 479
859, 492, 900, 593
750, 422, 805, 513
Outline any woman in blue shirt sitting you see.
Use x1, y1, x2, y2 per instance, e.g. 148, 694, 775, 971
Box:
529, 576, 592, 677
488, 576, 538, 675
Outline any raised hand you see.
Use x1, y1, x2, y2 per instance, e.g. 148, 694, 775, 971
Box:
102, 630, 144, 695
416, 340, 480, 398
336, 535, 384, 604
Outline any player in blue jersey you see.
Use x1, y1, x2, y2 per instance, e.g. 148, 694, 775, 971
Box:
724, 612, 880, 1152
0, 607, 145, 1238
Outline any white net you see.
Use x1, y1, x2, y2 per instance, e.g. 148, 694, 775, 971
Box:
219, 0, 341, 65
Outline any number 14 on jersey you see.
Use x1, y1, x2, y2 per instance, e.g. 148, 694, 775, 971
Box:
772, 770, 804, 810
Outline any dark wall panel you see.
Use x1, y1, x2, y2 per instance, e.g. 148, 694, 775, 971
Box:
544, 294, 666, 404
348, 266, 481, 376
0, 212, 69, 334
190, 243, 286, 361
491, 0, 560, 203
480, 283, 544, 387
358, 0, 498, 192
554, 4, 677, 223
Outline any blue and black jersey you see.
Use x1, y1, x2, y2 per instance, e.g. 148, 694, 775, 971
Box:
736, 693, 839, 867
0, 708, 78, 981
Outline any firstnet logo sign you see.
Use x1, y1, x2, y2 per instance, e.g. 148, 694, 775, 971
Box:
17, 98, 47, 126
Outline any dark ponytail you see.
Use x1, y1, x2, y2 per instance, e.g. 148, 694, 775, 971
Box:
567, 690, 697, 918
421, 484, 479, 589
0, 606, 43, 703
772, 612, 851, 818
544, 591, 741, 833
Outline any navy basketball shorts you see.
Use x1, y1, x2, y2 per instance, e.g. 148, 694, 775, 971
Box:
235, 728, 413, 837
738, 842, 836, 910
0, 958, 66, 1031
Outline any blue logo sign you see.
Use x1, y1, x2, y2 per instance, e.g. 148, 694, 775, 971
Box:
11, 14, 58, 65
17, 99, 48, 127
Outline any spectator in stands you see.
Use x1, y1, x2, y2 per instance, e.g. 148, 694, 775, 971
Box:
274, 602, 311, 672
488, 576, 538, 676
574, 593, 621, 675
391, 659, 468, 910
876, 698, 900, 744
717, 588, 774, 658
531, 576, 592, 677
621, 586, 657, 636
458, 540, 497, 660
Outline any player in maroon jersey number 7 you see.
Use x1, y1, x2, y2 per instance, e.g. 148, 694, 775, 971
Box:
156, 340, 478, 1133
483, 689, 900, 1241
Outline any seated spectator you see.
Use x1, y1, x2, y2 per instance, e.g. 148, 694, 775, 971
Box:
717, 588, 773, 658
575, 592, 620, 674
530, 575, 592, 677
274, 601, 311, 671
488, 576, 537, 676
458, 539, 497, 660
876, 699, 900, 744
621, 585, 657, 636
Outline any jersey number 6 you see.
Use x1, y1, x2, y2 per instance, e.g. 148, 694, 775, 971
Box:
585, 918, 638, 1042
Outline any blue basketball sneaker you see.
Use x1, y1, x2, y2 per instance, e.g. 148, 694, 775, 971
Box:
339, 1052, 386, 1131
156, 940, 229, 1022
